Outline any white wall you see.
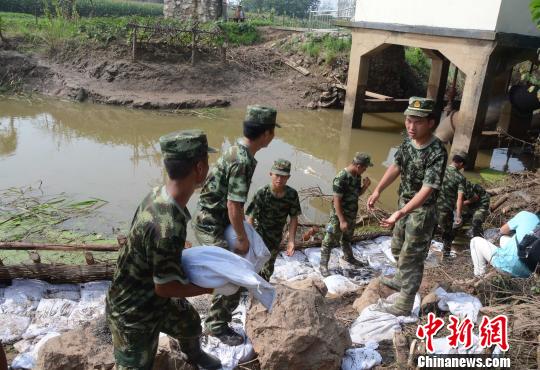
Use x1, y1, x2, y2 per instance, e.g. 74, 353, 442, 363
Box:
354, 0, 502, 31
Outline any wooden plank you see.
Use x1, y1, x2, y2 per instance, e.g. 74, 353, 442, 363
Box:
283, 59, 310, 76
365, 91, 394, 100
0, 263, 115, 283
0, 242, 119, 252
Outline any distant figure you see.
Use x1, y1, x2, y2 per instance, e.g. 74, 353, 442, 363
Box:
234, 5, 245, 22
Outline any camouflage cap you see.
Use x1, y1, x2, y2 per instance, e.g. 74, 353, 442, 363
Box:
159, 129, 217, 160
271, 159, 291, 176
245, 105, 281, 127
403, 97, 435, 117
353, 152, 373, 167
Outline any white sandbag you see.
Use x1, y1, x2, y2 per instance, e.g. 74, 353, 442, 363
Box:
4, 279, 48, 303
341, 341, 382, 370
279, 250, 308, 263
324, 275, 361, 296
435, 287, 482, 323
79, 281, 110, 302
44, 283, 80, 301
35, 299, 76, 318
23, 299, 77, 339
201, 295, 255, 370
374, 236, 392, 245
182, 246, 275, 311
271, 260, 314, 282
431, 334, 487, 355
0, 314, 31, 344
304, 247, 322, 267
12, 332, 61, 370
68, 300, 105, 326
224, 221, 271, 272
350, 293, 420, 344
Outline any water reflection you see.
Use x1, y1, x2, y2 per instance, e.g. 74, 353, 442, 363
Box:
0, 97, 530, 238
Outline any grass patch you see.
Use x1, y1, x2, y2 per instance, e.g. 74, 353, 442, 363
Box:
218, 22, 260, 45
404, 47, 431, 84
295, 33, 351, 65
0, 0, 163, 18
478, 168, 509, 184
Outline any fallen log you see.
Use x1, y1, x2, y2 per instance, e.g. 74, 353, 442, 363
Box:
490, 194, 509, 212
487, 180, 540, 196
0, 263, 115, 283
0, 242, 120, 252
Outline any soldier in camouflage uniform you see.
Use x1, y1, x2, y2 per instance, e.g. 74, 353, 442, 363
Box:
368, 97, 447, 316
192, 105, 279, 346
319, 152, 373, 277
435, 153, 467, 257
246, 159, 302, 281
106, 130, 221, 370
463, 180, 491, 237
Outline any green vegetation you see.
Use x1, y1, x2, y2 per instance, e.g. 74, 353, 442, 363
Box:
284, 33, 351, 65
0, 0, 163, 18
404, 47, 431, 83
218, 22, 259, 45
531, 0, 540, 28
478, 168, 508, 184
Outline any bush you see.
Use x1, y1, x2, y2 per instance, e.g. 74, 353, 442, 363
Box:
0, 0, 163, 18
218, 22, 260, 45
298, 33, 351, 64
404, 47, 431, 82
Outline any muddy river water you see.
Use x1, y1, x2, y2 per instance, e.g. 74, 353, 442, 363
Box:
0, 97, 529, 238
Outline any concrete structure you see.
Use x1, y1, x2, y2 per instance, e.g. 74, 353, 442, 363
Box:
164, 0, 222, 22
338, 0, 540, 169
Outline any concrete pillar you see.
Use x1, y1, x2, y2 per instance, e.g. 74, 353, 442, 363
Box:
451, 51, 498, 170
424, 51, 450, 123
342, 32, 387, 130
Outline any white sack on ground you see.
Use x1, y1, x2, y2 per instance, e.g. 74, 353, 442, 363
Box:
224, 221, 271, 272
435, 287, 482, 323
324, 275, 362, 296
341, 341, 382, 370
350, 293, 420, 344
271, 258, 315, 282
279, 250, 308, 263
201, 294, 255, 370
182, 246, 275, 311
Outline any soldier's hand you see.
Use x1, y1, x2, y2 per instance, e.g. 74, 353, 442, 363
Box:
367, 191, 380, 211
339, 220, 349, 232
234, 237, 250, 255
286, 241, 295, 256
380, 210, 404, 229
363, 177, 371, 188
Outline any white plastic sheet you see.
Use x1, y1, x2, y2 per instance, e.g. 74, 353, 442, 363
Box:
11, 332, 61, 370
350, 293, 421, 344
0, 314, 31, 344
341, 341, 382, 370
224, 221, 271, 272
435, 287, 483, 323
182, 246, 275, 311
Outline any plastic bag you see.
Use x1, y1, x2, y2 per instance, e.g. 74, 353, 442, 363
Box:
182, 246, 275, 311
79, 281, 110, 302
341, 341, 382, 370
224, 221, 271, 272
0, 314, 31, 344
435, 287, 482, 323
271, 259, 314, 282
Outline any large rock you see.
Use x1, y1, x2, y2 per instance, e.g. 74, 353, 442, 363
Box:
35, 318, 191, 370
246, 283, 351, 370
352, 277, 397, 313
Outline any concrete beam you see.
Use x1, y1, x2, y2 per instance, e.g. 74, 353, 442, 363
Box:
424, 50, 450, 123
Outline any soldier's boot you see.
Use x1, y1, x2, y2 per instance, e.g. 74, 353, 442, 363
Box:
472, 221, 483, 238
212, 325, 244, 347
180, 337, 222, 370
341, 247, 368, 268
379, 276, 401, 291
320, 252, 330, 277
442, 241, 455, 258
379, 293, 414, 317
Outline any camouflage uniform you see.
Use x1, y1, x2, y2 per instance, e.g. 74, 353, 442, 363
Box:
385, 97, 448, 313
106, 130, 218, 370
192, 105, 278, 335
464, 181, 490, 237
320, 152, 373, 272
246, 179, 301, 281
436, 165, 466, 253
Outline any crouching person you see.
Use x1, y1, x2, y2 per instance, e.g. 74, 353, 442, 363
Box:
106, 130, 221, 370
246, 159, 302, 281
470, 210, 539, 278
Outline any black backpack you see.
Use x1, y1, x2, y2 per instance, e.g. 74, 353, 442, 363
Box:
517, 225, 540, 272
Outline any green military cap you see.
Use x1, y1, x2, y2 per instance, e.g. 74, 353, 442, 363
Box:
159, 129, 217, 160
353, 152, 373, 167
403, 96, 435, 117
271, 159, 291, 176
245, 105, 281, 127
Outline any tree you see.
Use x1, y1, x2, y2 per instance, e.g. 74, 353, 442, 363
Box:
531, 0, 540, 28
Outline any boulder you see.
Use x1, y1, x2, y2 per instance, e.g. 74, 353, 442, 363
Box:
282, 276, 328, 297
246, 284, 351, 370
352, 277, 397, 313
